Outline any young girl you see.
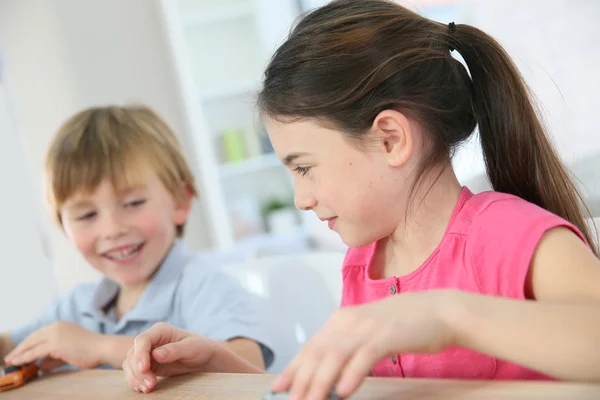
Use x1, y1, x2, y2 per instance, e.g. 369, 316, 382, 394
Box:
122, 0, 600, 397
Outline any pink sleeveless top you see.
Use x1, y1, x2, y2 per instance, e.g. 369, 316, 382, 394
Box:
341, 187, 587, 380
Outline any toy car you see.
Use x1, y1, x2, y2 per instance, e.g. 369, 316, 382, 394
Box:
262, 390, 342, 400
0, 363, 38, 392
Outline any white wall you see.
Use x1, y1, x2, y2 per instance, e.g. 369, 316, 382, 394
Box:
0, 79, 56, 331
453, 0, 600, 201
0, 0, 211, 295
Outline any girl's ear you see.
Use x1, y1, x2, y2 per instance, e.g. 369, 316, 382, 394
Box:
372, 110, 414, 167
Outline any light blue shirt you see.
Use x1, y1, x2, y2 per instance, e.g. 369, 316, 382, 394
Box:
11, 240, 274, 368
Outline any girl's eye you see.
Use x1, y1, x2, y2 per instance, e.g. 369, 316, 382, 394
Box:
294, 166, 311, 176
77, 211, 97, 221
126, 199, 146, 208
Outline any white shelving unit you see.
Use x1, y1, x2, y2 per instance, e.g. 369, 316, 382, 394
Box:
219, 152, 281, 179
158, 0, 309, 255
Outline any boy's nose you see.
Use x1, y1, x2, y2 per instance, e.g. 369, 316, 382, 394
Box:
101, 213, 128, 239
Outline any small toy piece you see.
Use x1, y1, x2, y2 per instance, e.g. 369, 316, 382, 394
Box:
0, 363, 38, 392
262, 390, 342, 400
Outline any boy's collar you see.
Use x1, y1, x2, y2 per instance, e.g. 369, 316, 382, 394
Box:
84, 240, 191, 323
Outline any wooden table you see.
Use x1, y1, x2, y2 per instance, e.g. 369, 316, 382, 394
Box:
3, 370, 600, 399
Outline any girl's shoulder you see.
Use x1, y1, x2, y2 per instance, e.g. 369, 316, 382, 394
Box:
455, 189, 564, 235
460, 189, 587, 298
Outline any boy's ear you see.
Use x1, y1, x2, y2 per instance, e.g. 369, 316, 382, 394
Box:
173, 183, 194, 225
372, 110, 413, 168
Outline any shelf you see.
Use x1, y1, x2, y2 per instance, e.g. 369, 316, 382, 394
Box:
182, 3, 254, 28
219, 152, 282, 179
199, 80, 260, 101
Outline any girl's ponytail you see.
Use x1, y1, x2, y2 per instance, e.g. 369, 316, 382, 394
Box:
450, 24, 597, 253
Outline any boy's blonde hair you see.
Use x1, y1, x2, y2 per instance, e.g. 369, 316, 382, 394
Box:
45, 105, 198, 237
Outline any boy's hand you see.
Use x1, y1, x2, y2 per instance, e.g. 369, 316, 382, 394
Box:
4, 321, 104, 371
271, 290, 459, 400
123, 322, 219, 393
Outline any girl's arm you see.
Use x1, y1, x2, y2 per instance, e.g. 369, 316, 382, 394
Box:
448, 292, 600, 381
446, 227, 600, 382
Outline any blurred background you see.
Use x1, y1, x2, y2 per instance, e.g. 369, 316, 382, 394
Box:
0, 0, 598, 331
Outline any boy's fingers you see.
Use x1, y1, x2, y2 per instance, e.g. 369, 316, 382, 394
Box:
125, 353, 156, 392
8, 343, 49, 366
5, 332, 43, 362
38, 357, 65, 372
151, 341, 188, 364
128, 343, 157, 389
123, 358, 143, 392
133, 334, 153, 373
133, 323, 181, 373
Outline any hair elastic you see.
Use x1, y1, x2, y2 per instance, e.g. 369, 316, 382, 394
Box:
448, 22, 456, 52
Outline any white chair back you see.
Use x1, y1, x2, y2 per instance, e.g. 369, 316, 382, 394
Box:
221, 251, 345, 373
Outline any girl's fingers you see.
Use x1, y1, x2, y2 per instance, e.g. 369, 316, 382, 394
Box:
271, 351, 302, 392
288, 350, 321, 400
305, 352, 347, 400
335, 344, 382, 398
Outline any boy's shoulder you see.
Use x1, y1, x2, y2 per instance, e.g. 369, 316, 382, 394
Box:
171, 250, 248, 297
53, 280, 100, 306
22, 280, 105, 327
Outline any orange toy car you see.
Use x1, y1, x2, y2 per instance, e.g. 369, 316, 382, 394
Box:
0, 363, 38, 392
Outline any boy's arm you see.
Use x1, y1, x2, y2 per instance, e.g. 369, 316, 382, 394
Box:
0, 334, 14, 364
223, 337, 265, 370
182, 266, 275, 371
102, 336, 264, 371
99, 335, 135, 369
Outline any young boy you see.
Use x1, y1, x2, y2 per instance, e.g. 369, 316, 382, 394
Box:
0, 105, 273, 375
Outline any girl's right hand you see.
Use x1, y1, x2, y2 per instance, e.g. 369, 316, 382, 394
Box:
123, 322, 218, 393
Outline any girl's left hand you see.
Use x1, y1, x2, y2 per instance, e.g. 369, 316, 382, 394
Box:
271, 290, 460, 400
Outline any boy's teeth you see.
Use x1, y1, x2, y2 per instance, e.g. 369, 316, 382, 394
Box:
107, 244, 140, 260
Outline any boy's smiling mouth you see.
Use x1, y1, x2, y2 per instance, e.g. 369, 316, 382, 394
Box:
102, 242, 145, 261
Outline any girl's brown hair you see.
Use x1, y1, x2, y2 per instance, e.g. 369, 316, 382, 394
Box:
258, 0, 596, 253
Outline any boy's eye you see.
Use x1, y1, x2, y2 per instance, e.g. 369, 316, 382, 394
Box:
125, 199, 146, 208
294, 166, 311, 176
76, 211, 97, 221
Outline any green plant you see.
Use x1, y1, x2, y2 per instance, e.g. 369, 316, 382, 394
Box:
261, 198, 290, 216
